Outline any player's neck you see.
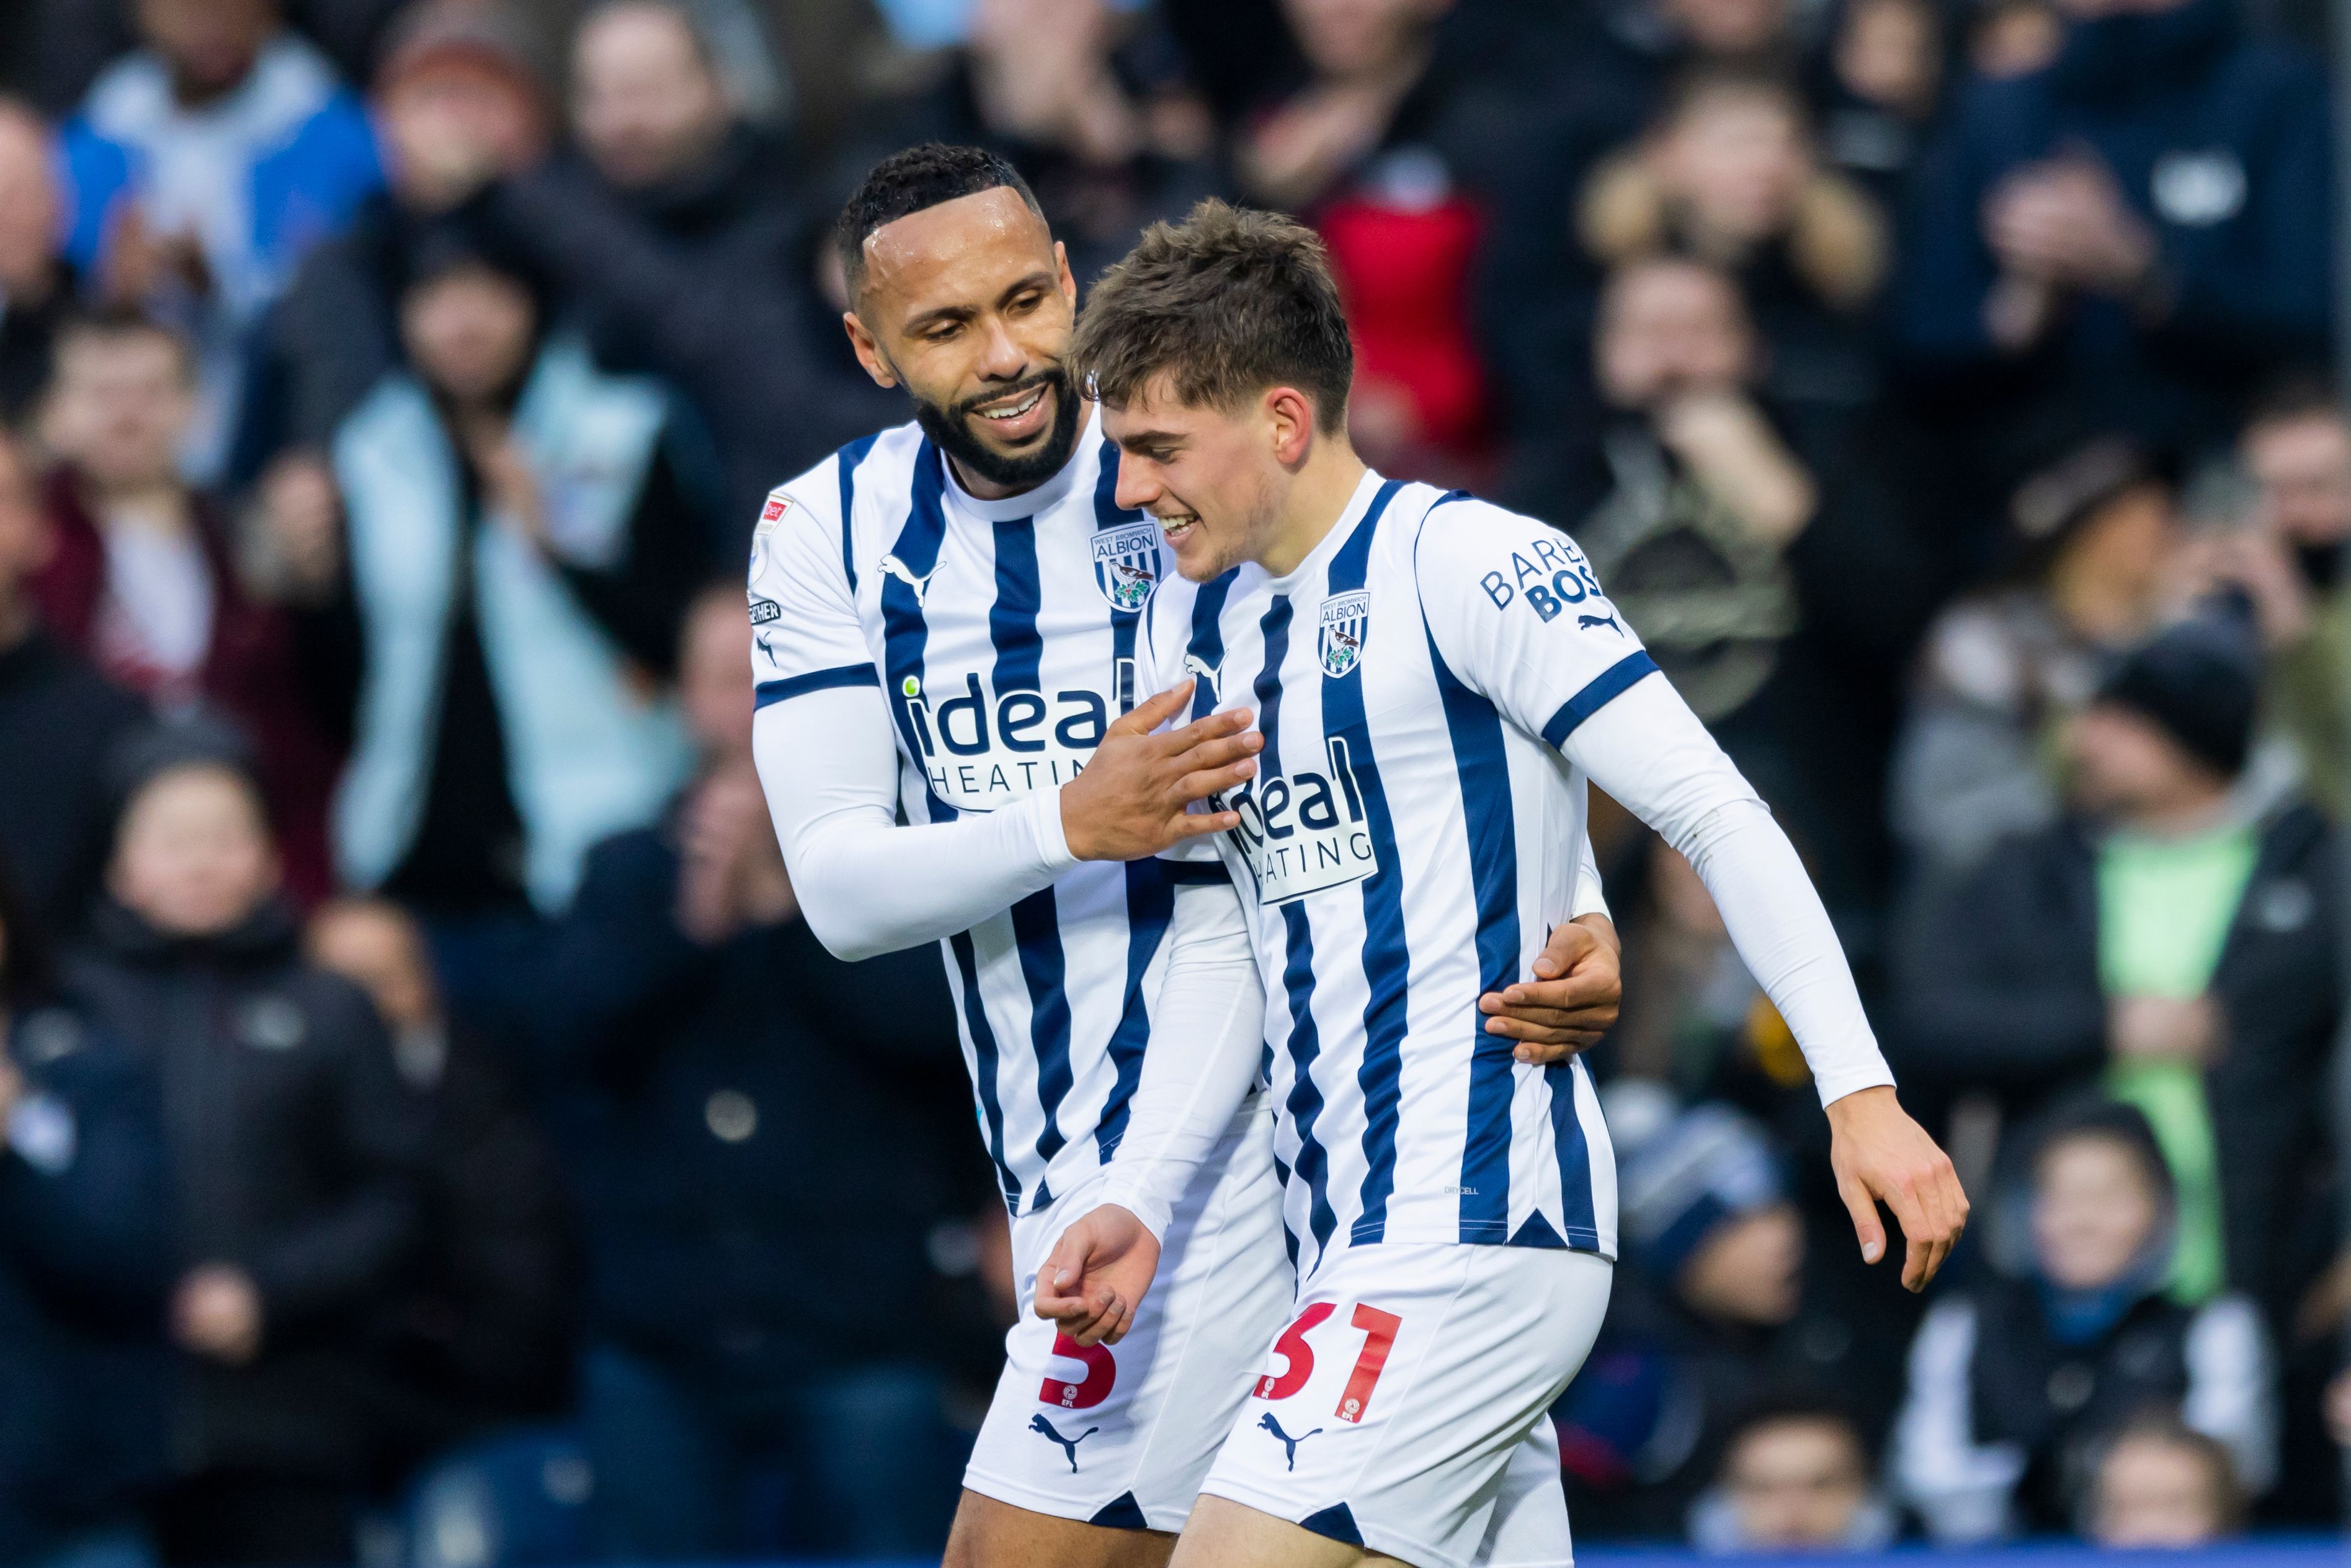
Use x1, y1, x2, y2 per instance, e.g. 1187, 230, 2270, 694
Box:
1256, 434, 1370, 579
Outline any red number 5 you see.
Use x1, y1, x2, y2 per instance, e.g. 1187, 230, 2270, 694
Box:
1251, 1301, 1403, 1425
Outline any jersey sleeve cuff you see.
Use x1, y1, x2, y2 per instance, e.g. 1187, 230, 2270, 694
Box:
754, 663, 878, 708
1812, 1055, 1899, 1109
1094, 1173, 1174, 1245
1025, 788, 1079, 878
1541, 651, 1661, 750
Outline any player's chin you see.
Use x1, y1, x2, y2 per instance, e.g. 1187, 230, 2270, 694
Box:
1163, 528, 1225, 582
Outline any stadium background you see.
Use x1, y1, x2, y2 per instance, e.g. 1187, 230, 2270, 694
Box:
0, 0, 2347, 1562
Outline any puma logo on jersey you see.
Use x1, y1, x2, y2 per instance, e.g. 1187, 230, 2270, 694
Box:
877, 554, 939, 607
1577, 613, 1623, 636
1259, 1414, 1323, 1471
1029, 1415, 1099, 1473
1182, 653, 1225, 703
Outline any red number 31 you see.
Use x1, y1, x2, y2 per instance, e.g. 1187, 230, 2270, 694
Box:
1252, 1301, 1403, 1424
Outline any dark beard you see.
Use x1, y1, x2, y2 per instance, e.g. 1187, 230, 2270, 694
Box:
913, 367, 1082, 493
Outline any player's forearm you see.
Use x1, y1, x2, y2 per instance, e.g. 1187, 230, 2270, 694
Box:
1097, 881, 1266, 1240
752, 693, 1076, 961
1567, 679, 1894, 1106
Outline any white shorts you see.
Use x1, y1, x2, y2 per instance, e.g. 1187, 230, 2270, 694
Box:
1200, 1243, 1613, 1568
964, 1104, 1291, 1532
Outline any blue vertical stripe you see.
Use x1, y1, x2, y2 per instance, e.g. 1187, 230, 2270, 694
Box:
1094, 860, 1175, 1159
1280, 900, 1341, 1260
1546, 1059, 1601, 1249
835, 432, 881, 594
1255, 596, 1339, 1257
879, 445, 1020, 1212
1183, 571, 1236, 720
1323, 481, 1412, 1247
987, 515, 1075, 1192
1425, 626, 1522, 1244
877, 445, 957, 821
988, 517, 1045, 691
951, 931, 1022, 1215
1253, 597, 1295, 777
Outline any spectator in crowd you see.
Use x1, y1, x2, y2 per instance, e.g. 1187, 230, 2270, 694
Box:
305, 896, 577, 1480
237, 1, 555, 482
1892, 1101, 2274, 1542
270, 233, 704, 926
2082, 1414, 2246, 1547
1229, 0, 1530, 481
30, 311, 336, 903
470, 585, 971, 1559
1479, 0, 1809, 460
1811, 0, 1945, 213
489, 0, 899, 525
1687, 1392, 1899, 1552
64, 731, 427, 1566
1538, 253, 1920, 906
1966, 0, 2063, 80
1896, 0, 2332, 453
0, 423, 147, 938
0, 100, 76, 429
2184, 382, 2351, 817
57, 0, 383, 479
1577, 68, 1888, 416
879, 0, 1222, 295
1897, 608, 2339, 1319
1892, 438, 2180, 873
1555, 1098, 1814, 1536
0, 854, 173, 1568
1548, 256, 1810, 730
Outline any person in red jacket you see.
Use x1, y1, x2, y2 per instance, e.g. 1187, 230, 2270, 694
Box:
29, 308, 336, 901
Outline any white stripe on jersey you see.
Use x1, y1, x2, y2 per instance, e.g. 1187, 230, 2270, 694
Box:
749, 410, 1225, 1216
1144, 473, 1637, 1278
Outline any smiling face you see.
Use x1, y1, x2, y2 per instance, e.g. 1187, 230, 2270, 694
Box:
845, 187, 1082, 498
1105, 375, 1311, 582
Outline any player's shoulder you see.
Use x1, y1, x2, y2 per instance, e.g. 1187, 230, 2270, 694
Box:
767, 419, 926, 524
1401, 486, 1596, 590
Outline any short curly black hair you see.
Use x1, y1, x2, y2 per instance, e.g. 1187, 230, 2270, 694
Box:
834, 143, 1043, 299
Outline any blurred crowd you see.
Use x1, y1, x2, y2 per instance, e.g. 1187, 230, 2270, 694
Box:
0, 0, 2346, 1561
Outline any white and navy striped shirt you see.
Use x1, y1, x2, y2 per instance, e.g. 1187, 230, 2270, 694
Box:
749, 411, 1222, 1216
1145, 473, 1653, 1275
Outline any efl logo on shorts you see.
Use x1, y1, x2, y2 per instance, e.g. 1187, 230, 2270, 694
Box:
1318, 592, 1368, 678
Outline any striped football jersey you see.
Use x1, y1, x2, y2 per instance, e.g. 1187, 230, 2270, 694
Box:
1144, 472, 1654, 1277
749, 409, 1225, 1216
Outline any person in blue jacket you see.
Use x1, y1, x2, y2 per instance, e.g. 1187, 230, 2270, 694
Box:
56, 0, 381, 479
1894, 0, 2331, 457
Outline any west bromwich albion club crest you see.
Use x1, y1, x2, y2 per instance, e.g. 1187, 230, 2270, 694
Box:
1091, 523, 1161, 612
1319, 592, 1370, 678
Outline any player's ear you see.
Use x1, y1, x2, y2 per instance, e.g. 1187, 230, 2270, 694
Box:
1266, 386, 1315, 469
1055, 241, 1077, 310
842, 311, 898, 390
